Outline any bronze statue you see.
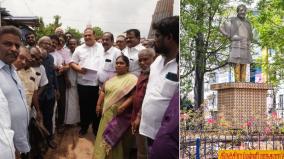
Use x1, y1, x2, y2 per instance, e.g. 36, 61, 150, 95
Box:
220, 4, 253, 82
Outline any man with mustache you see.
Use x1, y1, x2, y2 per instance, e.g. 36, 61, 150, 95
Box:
25, 32, 37, 49
97, 32, 121, 85
123, 29, 145, 76
0, 26, 30, 159
139, 16, 179, 158
70, 27, 104, 137
131, 48, 155, 159
116, 35, 127, 51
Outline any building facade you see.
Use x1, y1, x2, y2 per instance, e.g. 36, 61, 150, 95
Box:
148, 0, 174, 39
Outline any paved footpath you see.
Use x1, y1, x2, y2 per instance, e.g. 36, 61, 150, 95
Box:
44, 126, 95, 159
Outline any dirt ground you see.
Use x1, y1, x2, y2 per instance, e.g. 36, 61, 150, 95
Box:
44, 126, 95, 159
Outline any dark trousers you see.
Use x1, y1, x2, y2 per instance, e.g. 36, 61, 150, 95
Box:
39, 97, 55, 136
56, 75, 66, 127
77, 84, 100, 135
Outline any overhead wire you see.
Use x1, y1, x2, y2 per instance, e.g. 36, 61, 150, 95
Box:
23, 0, 36, 16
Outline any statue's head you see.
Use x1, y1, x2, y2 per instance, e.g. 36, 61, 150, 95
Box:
237, 4, 247, 20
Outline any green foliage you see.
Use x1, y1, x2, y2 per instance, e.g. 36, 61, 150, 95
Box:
93, 26, 104, 39
180, 96, 192, 111
248, 0, 284, 86
65, 26, 82, 41
35, 16, 104, 45
35, 15, 62, 38
181, 0, 234, 107
180, 0, 282, 107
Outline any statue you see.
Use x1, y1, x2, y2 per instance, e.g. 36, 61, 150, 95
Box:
220, 4, 253, 82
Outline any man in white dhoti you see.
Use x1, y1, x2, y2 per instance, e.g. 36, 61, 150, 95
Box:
65, 38, 80, 125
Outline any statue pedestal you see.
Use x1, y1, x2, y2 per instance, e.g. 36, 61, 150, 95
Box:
211, 83, 272, 131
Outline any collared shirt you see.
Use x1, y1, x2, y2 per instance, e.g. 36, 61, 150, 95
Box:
16, 68, 38, 107
131, 72, 149, 122
0, 60, 30, 153
0, 87, 15, 159
32, 65, 49, 88
57, 47, 72, 64
122, 43, 145, 76
139, 55, 178, 139
97, 46, 121, 84
50, 51, 63, 67
72, 43, 104, 86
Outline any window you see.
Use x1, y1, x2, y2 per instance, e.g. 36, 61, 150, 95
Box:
212, 93, 216, 109
209, 73, 216, 83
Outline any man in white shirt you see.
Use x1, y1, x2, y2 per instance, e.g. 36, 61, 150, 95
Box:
50, 34, 72, 132
13, 46, 43, 121
122, 29, 145, 76
70, 28, 104, 137
139, 16, 179, 147
0, 26, 30, 159
116, 35, 127, 51
98, 32, 121, 85
0, 87, 15, 159
29, 46, 49, 92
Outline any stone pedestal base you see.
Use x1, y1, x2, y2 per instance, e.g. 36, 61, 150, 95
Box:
211, 83, 272, 131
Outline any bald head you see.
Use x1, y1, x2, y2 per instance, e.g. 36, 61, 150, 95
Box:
29, 46, 43, 67
116, 35, 126, 50
138, 48, 155, 72
38, 36, 52, 52
38, 36, 51, 45
139, 48, 155, 57
55, 27, 64, 36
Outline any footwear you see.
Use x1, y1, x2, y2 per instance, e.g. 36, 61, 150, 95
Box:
48, 140, 57, 149
79, 129, 87, 138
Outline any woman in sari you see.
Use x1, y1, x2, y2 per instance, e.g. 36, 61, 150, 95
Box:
93, 55, 137, 159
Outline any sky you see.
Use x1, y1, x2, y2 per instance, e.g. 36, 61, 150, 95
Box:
2, 0, 179, 38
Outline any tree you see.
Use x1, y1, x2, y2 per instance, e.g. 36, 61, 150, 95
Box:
35, 15, 62, 38
93, 26, 103, 39
181, 0, 234, 108
248, 0, 284, 86
35, 16, 105, 44
181, 0, 284, 109
65, 26, 82, 41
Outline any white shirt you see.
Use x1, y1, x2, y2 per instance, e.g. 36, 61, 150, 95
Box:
16, 68, 38, 108
139, 55, 178, 139
32, 65, 49, 88
0, 88, 15, 159
57, 47, 72, 64
97, 46, 121, 84
72, 43, 104, 86
0, 61, 30, 153
50, 51, 63, 67
122, 43, 145, 76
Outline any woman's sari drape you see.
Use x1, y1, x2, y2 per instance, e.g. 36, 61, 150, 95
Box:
93, 73, 137, 159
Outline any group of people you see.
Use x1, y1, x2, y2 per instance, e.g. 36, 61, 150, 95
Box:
0, 15, 179, 159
